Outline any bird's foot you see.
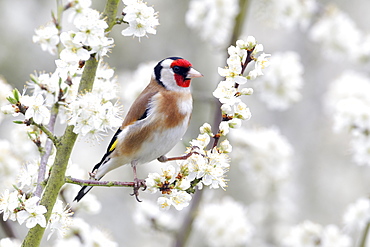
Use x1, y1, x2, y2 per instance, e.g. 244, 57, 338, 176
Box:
88, 170, 97, 180
130, 178, 147, 202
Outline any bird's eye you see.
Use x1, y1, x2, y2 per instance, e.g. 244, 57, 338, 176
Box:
172, 66, 181, 73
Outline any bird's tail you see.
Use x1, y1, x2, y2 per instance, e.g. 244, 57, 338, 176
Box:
74, 128, 121, 202
74, 185, 94, 202
74, 162, 105, 202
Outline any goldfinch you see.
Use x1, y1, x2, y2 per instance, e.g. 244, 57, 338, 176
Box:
74, 57, 202, 202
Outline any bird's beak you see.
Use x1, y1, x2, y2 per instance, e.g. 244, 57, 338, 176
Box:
187, 68, 203, 78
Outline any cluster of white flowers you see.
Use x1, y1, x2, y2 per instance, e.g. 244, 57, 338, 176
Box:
145, 38, 268, 210
309, 5, 370, 63
186, 0, 239, 47
0, 77, 13, 123
47, 200, 74, 240
146, 129, 231, 210
230, 126, 294, 245
326, 71, 370, 166
1, 61, 122, 141
52, 217, 118, 247
214, 37, 270, 132
195, 197, 254, 247
33, 0, 114, 60
283, 221, 352, 247
342, 197, 370, 233
32, 21, 60, 55
0, 238, 21, 247
133, 199, 177, 233
231, 127, 293, 189
0, 190, 47, 228
0, 140, 22, 191
253, 0, 317, 31
16, 160, 44, 195
121, 0, 159, 38
253, 51, 304, 111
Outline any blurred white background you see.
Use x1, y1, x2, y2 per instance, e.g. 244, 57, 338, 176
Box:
1, 0, 370, 246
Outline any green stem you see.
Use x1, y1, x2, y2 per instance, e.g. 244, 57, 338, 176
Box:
21, 126, 78, 247
230, 0, 250, 45
172, 189, 204, 247
32, 121, 59, 147
64, 176, 140, 188
102, 0, 120, 32
359, 221, 370, 247
35, 104, 60, 198
174, 1, 251, 246
21, 1, 120, 245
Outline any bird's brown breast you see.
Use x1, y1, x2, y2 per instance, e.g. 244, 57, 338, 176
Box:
114, 90, 192, 158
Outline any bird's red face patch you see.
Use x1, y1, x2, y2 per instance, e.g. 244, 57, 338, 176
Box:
171, 59, 193, 88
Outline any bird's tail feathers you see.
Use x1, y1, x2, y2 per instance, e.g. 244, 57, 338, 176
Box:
74, 185, 94, 202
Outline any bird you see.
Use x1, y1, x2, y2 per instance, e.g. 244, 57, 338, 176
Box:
74, 57, 202, 202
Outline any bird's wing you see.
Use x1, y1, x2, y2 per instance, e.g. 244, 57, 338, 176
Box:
121, 78, 163, 128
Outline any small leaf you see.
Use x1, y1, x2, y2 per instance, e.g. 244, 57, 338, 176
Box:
13, 88, 20, 102
6, 96, 17, 104
13, 120, 24, 124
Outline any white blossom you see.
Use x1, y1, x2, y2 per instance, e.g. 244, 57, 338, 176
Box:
282, 220, 323, 247
134, 200, 176, 231
254, 51, 304, 110
121, 0, 159, 38
16, 160, 40, 194
309, 6, 363, 62
0, 190, 22, 221
0, 140, 21, 191
326, 71, 370, 166
0, 238, 21, 247
73, 8, 108, 47
189, 133, 210, 149
17, 196, 47, 228
321, 225, 352, 247
195, 197, 254, 247
253, 0, 317, 31
53, 217, 118, 246
60, 31, 90, 63
23, 94, 51, 125
48, 199, 74, 239
219, 139, 232, 153
67, 92, 121, 140
186, 0, 239, 47
283, 221, 352, 247
32, 22, 60, 55
158, 190, 192, 211
343, 197, 370, 232
231, 127, 293, 195
65, 0, 92, 22
199, 122, 213, 136
0, 76, 13, 122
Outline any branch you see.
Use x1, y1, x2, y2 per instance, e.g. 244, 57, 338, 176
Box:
21, 1, 120, 246
35, 104, 59, 198
174, 1, 251, 247
32, 121, 59, 146
359, 221, 370, 247
65, 176, 142, 188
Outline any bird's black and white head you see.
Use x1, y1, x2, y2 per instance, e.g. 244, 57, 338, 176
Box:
153, 57, 202, 91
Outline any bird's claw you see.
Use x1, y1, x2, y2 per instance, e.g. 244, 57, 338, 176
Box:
130, 178, 146, 202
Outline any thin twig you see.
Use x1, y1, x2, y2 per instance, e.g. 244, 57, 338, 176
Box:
65, 176, 142, 188
359, 221, 370, 247
34, 104, 59, 198
32, 121, 59, 146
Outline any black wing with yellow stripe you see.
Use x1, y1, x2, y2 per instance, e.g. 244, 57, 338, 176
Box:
91, 128, 122, 173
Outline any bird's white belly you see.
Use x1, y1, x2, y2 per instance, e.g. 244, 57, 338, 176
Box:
135, 121, 188, 164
